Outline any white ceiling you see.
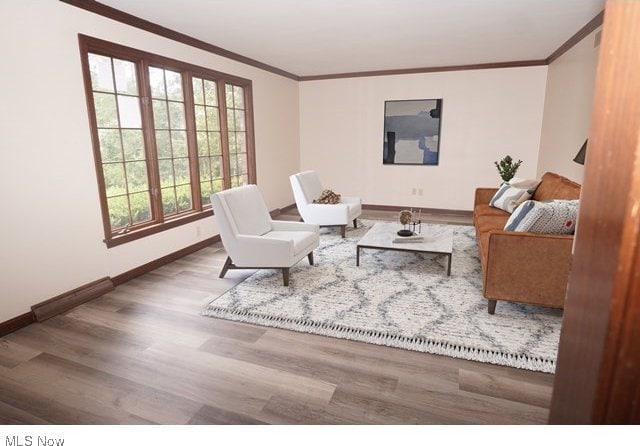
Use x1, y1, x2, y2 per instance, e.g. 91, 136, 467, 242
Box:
99, 0, 604, 77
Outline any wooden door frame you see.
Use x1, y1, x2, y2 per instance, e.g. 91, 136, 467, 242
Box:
549, 0, 640, 424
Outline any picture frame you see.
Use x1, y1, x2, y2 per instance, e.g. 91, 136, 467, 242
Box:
383, 98, 443, 165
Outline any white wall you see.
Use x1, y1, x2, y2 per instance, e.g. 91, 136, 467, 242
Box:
299, 67, 548, 211
0, 0, 300, 322
537, 29, 601, 182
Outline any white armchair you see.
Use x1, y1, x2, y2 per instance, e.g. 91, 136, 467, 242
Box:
211, 185, 319, 286
289, 171, 362, 238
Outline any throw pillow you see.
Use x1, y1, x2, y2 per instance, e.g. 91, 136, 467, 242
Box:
489, 179, 541, 213
504, 199, 579, 234
313, 189, 341, 204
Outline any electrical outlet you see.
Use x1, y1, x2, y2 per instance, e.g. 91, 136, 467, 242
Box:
412, 188, 417, 195
418, 188, 423, 196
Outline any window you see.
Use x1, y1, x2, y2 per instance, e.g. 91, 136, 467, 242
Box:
79, 35, 256, 247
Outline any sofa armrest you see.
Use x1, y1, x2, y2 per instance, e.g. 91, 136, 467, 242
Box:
484, 231, 573, 308
474, 188, 499, 207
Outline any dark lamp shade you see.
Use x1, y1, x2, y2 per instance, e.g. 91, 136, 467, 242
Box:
573, 140, 588, 165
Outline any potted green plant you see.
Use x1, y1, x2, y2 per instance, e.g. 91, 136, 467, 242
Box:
494, 155, 523, 183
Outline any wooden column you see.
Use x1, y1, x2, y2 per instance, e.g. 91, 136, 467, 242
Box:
549, 0, 640, 424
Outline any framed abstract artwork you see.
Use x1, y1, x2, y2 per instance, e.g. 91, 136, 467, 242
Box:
383, 98, 443, 165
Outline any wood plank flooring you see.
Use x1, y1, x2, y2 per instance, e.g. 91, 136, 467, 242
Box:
0, 211, 554, 424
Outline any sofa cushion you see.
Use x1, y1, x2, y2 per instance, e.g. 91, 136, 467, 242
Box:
533, 172, 581, 201
489, 179, 541, 213
505, 199, 579, 234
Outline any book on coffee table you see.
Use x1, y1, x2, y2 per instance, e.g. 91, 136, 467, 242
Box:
392, 235, 424, 243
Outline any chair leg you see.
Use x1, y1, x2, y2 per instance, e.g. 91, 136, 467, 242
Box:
340, 225, 346, 238
308, 252, 314, 265
219, 256, 232, 278
282, 268, 290, 286
488, 299, 497, 315
353, 218, 358, 228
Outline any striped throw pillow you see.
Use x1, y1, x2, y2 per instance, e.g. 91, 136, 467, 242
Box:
489, 179, 541, 213
505, 199, 579, 234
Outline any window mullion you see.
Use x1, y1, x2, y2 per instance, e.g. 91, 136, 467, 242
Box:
217, 81, 232, 189
138, 59, 164, 223
183, 71, 203, 211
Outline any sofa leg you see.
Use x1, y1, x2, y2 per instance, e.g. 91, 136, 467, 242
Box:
353, 218, 358, 229
488, 299, 497, 315
340, 225, 346, 238
219, 256, 232, 278
282, 268, 290, 286
307, 252, 314, 265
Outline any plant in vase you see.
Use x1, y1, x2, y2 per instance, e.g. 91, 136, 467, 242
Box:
494, 155, 523, 183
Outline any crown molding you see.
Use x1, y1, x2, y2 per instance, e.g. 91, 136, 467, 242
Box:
298, 60, 548, 82
59, 0, 300, 80
546, 11, 604, 64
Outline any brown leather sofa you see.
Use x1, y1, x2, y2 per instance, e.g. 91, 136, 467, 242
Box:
473, 172, 581, 314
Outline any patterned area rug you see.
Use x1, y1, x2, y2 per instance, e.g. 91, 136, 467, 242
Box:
203, 220, 562, 372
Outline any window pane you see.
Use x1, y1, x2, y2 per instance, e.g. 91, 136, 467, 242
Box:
228, 132, 237, 154
194, 105, 206, 131
205, 107, 219, 131
199, 157, 211, 181
209, 132, 221, 155
107, 195, 130, 230
212, 179, 224, 193
113, 59, 138, 95
94, 92, 118, 128
200, 181, 212, 205
130, 191, 152, 224
103, 163, 127, 197
225, 84, 234, 108
98, 129, 122, 162
226, 109, 235, 131
211, 156, 222, 179
204, 80, 217, 105
152, 100, 169, 129
125, 161, 148, 193
197, 131, 208, 156
168, 101, 185, 130
171, 131, 187, 157
231, 176, 240, 187
161, 188, 176, 215
165, 70, 183, 101
149, 67, 166, 99
176, 184, 192, 212
155, 130, 171, 158
240, 174, 249, 186
236, 132, 246, 153
192, 78, 204, 105
233, 86, 244, 109
122, 129, 144, 161
173, 158, 190, 185
117, 95, 142, 128
234, 110, 246, 131
229, 155, 238, 176
158, 159, 174, 187
237, 153, 247, 174
88, 54, 114, 93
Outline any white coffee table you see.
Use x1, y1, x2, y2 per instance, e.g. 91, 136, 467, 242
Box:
356, 222, 454, 275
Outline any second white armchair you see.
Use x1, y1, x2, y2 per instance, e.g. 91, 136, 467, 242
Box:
290, 171, 362, 238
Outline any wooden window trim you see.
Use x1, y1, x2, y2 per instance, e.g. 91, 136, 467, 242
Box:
78, 34, 256, 248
